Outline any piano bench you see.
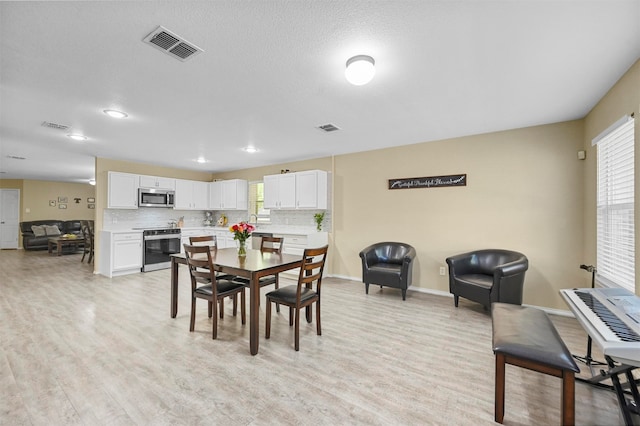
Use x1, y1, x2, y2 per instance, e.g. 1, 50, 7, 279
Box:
491, 303, 580, 426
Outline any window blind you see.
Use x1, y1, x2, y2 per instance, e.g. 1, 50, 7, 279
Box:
594, 115, 635, 291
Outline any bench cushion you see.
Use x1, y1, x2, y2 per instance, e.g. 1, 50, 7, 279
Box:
492, 303, 579, 373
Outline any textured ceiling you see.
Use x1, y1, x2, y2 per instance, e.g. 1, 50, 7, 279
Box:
1, 1, 639, 183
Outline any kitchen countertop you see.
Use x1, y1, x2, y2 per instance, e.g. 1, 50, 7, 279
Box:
103, 225, 326, 235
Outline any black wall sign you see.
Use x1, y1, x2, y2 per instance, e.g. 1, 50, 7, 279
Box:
388, 174, 467, 190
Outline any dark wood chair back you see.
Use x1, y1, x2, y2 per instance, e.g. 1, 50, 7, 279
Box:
183, 243, 216, 289
260, 236, 283, 253
189, 235, 218, 250
297, 245, 328, 291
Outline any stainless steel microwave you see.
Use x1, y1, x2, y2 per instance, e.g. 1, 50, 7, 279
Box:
138, 188, 175, 208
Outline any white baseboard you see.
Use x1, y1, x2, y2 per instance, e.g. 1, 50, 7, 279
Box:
326, 273, 575, 318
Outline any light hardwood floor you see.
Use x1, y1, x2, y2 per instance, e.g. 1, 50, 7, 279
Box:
0, 249, 623, 425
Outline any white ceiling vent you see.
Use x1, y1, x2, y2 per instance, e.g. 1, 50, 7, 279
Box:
143, 26, 203, 62
317, 123, 340, 132
41, 121, 70, 131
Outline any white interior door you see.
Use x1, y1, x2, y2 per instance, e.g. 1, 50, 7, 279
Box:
0, 189, 20, 249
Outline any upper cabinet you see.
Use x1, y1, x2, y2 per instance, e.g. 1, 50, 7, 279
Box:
174, 179, 209, 210
209, 179, 248, 210
295, 170, 328, 209
264, 170, 327, 210
139, 174, 175, 190
108, 171, 138, 209
264, 173, 296, 209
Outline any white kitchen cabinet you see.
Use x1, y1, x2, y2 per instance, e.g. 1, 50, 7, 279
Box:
263, 170, 328, 210
273, 231, 328, 276
214, 230, 237, 249
180, 228, 208, 253
180, 228, 237, 252
99, 231, 143, 277
263, 173, 296, 209
209, 179, 248, 210
295, 170, 328, 209
107, 171, 138, 209
175, 179, 209, 210
139, 174, 175, 190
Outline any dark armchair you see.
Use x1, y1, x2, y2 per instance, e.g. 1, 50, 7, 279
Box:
446, 249, 528, 310
359, 242, 416, 300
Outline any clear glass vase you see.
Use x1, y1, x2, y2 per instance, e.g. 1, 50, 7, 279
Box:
237, 239, 247, 257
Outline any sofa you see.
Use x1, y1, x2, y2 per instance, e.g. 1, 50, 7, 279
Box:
20, 220, 83, 250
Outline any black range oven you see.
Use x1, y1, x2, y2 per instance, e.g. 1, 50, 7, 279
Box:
139, 228, 181, 272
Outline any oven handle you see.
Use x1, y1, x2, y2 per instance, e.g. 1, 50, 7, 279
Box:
144, 234, 182, 241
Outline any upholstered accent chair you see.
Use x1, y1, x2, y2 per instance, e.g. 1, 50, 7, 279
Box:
359, 242, 416, 300
446, 249, 528, 310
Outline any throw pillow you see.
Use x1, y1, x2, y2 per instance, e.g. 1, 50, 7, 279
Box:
44, 225, 61, 236
31, 225, 46, 237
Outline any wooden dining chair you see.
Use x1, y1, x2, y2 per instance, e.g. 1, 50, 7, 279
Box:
234, 236, 283, 311
265, 245, 328, 351
189, 235, 238, 316
80, 220, 94, 263
183, 244, 246, 339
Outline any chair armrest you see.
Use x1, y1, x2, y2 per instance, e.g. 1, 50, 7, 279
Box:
445, 252, 474, 275
359, 244, 380, 266
495, 258, 528, 278
403, 247, 416, 264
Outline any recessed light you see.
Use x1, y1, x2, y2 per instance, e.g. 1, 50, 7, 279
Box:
103, 109, 128, 119
244, 147, 258, 153
196, 156, 207, 164
68, 134, 88, 141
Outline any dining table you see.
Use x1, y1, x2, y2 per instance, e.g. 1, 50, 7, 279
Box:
170, 248, 303, 355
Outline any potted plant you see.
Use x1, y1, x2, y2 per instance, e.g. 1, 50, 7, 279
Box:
314, 212, 325, 231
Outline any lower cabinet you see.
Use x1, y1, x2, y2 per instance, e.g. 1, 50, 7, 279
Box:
99, 231, 143, 277
273, 232, 328, 276
179, 228, 236, 252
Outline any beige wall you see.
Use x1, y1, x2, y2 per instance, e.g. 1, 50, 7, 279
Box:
21, 180, 96, 221
333, 121, 586, 310
212, 158, 333, 182
583, 59, 640, 292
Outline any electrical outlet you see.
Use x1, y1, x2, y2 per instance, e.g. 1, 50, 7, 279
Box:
439, 266, 446, 276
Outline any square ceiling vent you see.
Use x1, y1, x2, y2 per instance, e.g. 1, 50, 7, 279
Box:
143, 26, 203, 62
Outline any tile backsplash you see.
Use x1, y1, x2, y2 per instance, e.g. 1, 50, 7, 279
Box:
103, 208, 331, 231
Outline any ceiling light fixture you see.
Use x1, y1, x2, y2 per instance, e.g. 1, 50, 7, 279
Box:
244, 147, 258, 153
196, 156, 207, 163
89, 179, 96, 186
345, 55, 375, 86
103, 109, 128, 119
67, 134, 88, 141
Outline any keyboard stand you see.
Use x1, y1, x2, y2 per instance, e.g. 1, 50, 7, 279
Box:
575, 356, 640, 425
604, 357, 640, 426
573, 335, 607, 375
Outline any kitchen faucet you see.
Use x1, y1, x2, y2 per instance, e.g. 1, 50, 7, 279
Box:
249, 214, 258, 223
